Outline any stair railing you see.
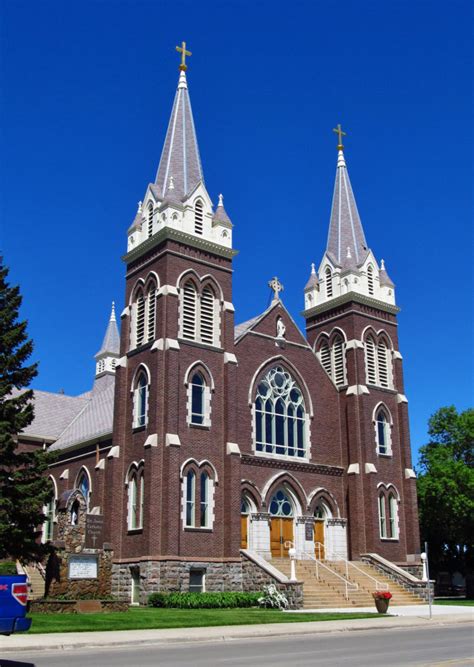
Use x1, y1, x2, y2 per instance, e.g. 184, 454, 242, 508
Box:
312, 543, 389, 591
297, 549, 358, 600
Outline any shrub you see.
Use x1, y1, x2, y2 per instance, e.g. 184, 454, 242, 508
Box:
148, 591, 261, 609
0, 561, 18, 575
258, 584, 288, 610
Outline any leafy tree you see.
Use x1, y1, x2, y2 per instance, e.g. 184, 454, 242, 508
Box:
417, 406, 474, 575
0, 258, 55, 562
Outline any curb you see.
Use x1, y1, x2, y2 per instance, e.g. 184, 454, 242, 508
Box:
1, 614, 471, 653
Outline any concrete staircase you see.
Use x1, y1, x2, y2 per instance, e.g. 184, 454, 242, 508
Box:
270, 557, 424, 609
20, 563, 45, 600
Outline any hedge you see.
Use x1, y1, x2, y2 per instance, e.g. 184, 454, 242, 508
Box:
0, 561, 18, 575
148, 591, 262, 609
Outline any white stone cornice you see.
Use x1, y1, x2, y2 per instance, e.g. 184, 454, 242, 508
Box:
392, 350, 403, 360
347, 463, 360, 475
346, 385, 370, 396
157, 285, 179, 297
365, 463, 377, 474
95, 459, 106, 470
152, 339, 164, 351
116, 356, 127, 368
165, 433, 181, 447
121, 306, 130, 318
226, 442, 241, 455
152, 338, 180, 351
346, 339, 364, 350
404, 468, 416, 479
396, 394, 408, 403
224, 301, 235, 312
224, 352, 238, 364
144, 434, 158, 448
59, 468, 69, 480
107, 446, 120, 459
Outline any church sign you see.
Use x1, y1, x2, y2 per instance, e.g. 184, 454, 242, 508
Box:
68, 554, 98, 580
85, 514, 105, 549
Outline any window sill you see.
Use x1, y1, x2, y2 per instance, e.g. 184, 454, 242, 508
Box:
380, 537, 399, 542
377, 452, 393, 458
127, 528, 143, 535
184, 526, 213, 533
254, 449, 309, 463
366, 385, 397, 394
178, 338, 223, 353
132, 425, 147, 434
127, 342, 153, 357
188, 423, 211, 430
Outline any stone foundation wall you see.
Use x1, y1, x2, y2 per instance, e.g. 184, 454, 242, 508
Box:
112, 556, 303, 608
361, 556, 432, 601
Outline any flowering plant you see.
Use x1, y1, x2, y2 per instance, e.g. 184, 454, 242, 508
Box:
258, 584, 289, 610
372, 591, 392, 600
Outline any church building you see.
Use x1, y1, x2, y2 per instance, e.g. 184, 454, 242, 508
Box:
19, 46, 421, 603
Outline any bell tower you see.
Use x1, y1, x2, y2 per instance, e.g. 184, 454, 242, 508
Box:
303, 128, 420, 564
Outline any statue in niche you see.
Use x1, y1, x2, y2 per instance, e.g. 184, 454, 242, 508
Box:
276, 317, 286, 339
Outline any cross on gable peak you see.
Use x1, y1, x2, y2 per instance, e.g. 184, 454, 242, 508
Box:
268, 276, 284, 301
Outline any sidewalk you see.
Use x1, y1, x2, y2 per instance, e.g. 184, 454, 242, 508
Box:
1, 610, 472, 654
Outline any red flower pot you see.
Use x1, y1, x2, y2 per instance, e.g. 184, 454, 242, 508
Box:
374, 597, 390, 613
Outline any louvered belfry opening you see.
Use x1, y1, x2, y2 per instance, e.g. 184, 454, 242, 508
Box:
320, 341, 331, 376
136, 290, 145, 346
147, 283, 156, 341
200, 285, 215, 344
194, 200, 203, 235
332, 335, 345, 386
377, 340, 389, 388
182, 280, 197, 340
147, 203, 154, 238
365, 335, 377, 385
325, 267, 333, 298
367, 265, 374, 295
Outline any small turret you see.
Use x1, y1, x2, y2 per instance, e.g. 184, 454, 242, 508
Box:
95, 302, 120, 378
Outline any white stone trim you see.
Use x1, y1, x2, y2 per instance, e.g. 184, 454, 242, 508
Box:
404, 468, 416, 479
223, 301, 235, 312
165, 433, 181, 447
152, 338, 164, 351
152, 338, 180, 351
121, 306, 130, 318
107, 446, 120, 459
346, 384, 370, 396
59, 468, 69, 480
346, 339, 364, 350
226, 442, 241, 455
95, 459, 105, 470
365, 463, 377, 474
224, 352, 238, 364
157, 284, 179, 297
347, 463, 360, 475
392, 350, 403, 360
116, 356, 127, 368
397, 393, 408, 403
144, 434, 158, 448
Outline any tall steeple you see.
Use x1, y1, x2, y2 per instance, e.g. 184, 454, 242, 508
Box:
303, 126, 396, 311
95, 302, 120, 379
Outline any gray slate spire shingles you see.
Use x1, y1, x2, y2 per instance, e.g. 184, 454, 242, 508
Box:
96, 304, 120, 357
154, 71, 204, 202
326, 151, 369, 270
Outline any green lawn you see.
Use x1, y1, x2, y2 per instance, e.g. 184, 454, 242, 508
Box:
27, 607, 380, 634
434, 599, 474, 606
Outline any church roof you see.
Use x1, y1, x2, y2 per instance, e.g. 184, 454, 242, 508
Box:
95, 303, 120, 358
13, 389, 89, 441
326, 149, 369, 270
234, 314, 261, 340
379, 259, 395, 287
213, 194, 232, 227
154, 70, 204, 202
304, 263, 319, 289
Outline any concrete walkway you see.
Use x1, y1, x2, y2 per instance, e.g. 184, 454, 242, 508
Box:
288, 604, 474, 618
1, 609, 472, 654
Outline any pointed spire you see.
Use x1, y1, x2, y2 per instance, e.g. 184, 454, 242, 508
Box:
379, 259, 395, 287
305, 262, 319, 290
213, 193, 232, 226
326, 127, 369, 270
96, 302, 120, 358
154, 47, 204, 202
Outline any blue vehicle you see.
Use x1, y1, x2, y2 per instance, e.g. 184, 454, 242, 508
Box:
0, 574, 32, 635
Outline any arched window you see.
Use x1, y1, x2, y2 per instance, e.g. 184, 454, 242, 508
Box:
77, 469, 90, 505
190, 373, 205, 425
134, 371, 148, 428
376, 408, 391, 455
255, 366, 307, 458
200, 286, 215, 345
365, 335, 377, 385
325, 267, 333, 298
147, 202, 154, 238
332, 335, 345, 386
377, 340, 390, 388
269, 489, 294, 517
185, 470, 196, 527
194, 200, 203, 235
367, 265, 374, 295
182, 280, 197, 341
200, 472, 209, 527
127, 468, 145, 530
42, 478, 57, 543
128, 475, 137, 529
147, 282, 156, 341
378, 494, 387, 538
70, 499, 80, 525
388, 493, 399, 539
135, 289, 145, 346
319, 340, 331, 376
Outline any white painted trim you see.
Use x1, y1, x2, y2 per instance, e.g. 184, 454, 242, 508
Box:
183, 360, 216, 390
404, 468, 416, 479
166, 338, 180, 350
365, 463, 377, 474
165, 433, 181, 447
116, 356, 127, 368
307, 487, 341, 518
152, 339, 164, 351
377, 481, 401, 501
392, 350, 403, 360
179, 458, 219, 483
226, 442, 241, 455
121, 306, 130, 319
261, 471, 308, 509
107, 446, 120, 459
224, 352, 238, 364
144, 434, 158, 448
95, 459, 106, 470
397, 393, 408, 403
157, 285, 179, 297
223, 301, 235, 312
59, 468, 69, 480
347, 463, 360, 475
75, 466, 93, 495
346, 339, 364, 350
346, 384, 370, 396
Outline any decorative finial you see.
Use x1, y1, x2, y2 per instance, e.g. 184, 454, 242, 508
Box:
311, 262, 316, 274
137, 201, 142, 213
346, 246, 352, 259
168, 175, 175, 190
176, 41, 192, 72
381, 259, 386, 270
268, 276, 284, 301
110, 301, 116, 322
218, 193, 224, 207
333, 123, 347, 150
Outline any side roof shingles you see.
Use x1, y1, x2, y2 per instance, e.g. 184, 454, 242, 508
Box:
14, 390, 90, 441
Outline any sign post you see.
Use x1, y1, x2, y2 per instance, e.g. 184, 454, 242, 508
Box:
424, 541, 432, 620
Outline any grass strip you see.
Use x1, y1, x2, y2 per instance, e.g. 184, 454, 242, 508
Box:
434, 599, 474, 606
27, 607, 380, 634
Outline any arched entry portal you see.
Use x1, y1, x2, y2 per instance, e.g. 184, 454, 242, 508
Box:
314, 500, 332, 559
269, 489, 294, 557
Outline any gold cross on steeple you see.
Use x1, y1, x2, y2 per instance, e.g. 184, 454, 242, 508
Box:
333, 123, 347, 150
176, 41, 192, 72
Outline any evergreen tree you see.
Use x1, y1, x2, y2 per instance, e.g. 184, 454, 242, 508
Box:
0, 258, 55, 561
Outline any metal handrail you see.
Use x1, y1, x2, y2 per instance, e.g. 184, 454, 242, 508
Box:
312, 542, 389, 591
298, 549, 358, 600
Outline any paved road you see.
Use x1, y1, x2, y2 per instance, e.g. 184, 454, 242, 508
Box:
3, 624, 472, 667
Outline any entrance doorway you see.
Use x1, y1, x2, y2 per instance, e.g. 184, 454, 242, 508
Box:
314, 500, 330, 559
241, 497, 250, 549
269, 489, 294, 558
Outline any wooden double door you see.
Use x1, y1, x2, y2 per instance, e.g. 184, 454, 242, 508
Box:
314, 519, 325, 559
270, 518, 294, 557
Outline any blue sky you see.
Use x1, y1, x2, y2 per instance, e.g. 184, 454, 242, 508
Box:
1, 0, 472, 460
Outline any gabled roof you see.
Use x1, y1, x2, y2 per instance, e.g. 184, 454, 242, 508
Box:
95, 303, 120, 358
13, 389, 89, 441
234, 299, 311, 349
326, 149, 369, 270
154, 70, 204, 202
